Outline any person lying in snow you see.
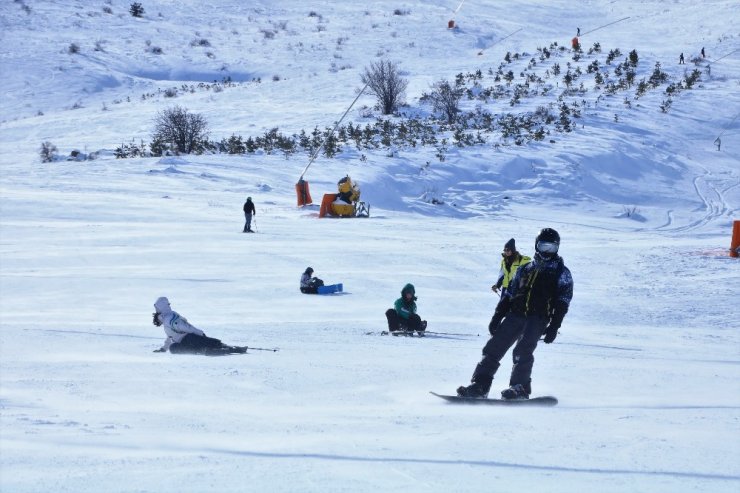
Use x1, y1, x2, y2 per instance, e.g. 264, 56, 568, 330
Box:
152, 297, 247, 355
385, 283, 427, 334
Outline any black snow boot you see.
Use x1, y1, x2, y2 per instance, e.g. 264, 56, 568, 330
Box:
509, 379, 531, 396
456, 374, 493, 398
501, 384, 530, 400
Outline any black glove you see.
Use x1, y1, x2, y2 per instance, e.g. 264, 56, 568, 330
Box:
153, 347, 166, 353
488, 296, 511, 336
544, 301, 568, 343
543, 324, 559, 344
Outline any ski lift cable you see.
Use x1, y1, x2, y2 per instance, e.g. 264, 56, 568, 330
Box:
298, 82, 369, 182
581, 16, 631, 37
708, 48, 738, 65
478, 27, 524, 56
716, 112, 740, 140
452, 0, 468, 17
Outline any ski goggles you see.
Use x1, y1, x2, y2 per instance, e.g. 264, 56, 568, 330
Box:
536, 241, 559, 254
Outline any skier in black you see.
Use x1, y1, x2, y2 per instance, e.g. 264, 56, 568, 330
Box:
679, 52, 685, 64
457, 228, 573, 399
243, 197, 256, 232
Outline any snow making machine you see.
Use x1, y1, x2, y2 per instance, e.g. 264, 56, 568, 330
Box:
318, 175, 370, 218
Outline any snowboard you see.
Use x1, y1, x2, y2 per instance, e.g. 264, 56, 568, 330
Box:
430, 391, 558, 406
317, 283, 343, 294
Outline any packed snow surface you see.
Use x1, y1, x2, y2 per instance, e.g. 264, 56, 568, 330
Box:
1, 1, 739, 492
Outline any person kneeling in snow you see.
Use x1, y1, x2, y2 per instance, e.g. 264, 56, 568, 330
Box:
152, 297, 246, 355
300, 267, 324, 294
385, 283, 427, 334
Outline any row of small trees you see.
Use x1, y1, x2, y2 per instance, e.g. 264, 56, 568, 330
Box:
44, 43, 704, 162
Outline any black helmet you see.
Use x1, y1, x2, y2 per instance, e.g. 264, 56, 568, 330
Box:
305, 267, 314, 275
535, 228, 560, 257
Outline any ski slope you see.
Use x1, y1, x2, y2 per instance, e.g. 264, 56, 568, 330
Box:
1, 1, 739, 492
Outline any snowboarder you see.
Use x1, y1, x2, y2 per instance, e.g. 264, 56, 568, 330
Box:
243, 197, 256, 233
679, 52, 685, 64
457, 228, 573, 399
492, 238, 531, 298
385, 283, 427, 334
152, 297, 247, 355
300, 267, 324, 294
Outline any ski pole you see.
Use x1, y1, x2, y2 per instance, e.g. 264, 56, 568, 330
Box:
425, 331, 479, 337
247, 346, 279, 352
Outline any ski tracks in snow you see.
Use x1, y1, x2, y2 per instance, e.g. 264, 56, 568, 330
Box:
656, 167, 739, 233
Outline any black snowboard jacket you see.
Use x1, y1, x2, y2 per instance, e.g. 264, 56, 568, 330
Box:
495, 253, 573, 328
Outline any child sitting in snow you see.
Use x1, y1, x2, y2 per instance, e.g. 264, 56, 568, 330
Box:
385, 283, 427, 334
299, 267, 324, 294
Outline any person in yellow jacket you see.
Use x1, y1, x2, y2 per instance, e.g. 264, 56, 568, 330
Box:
492, 238, 530, 296
490, 238, 530, 336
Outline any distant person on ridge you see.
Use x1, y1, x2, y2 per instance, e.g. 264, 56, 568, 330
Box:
679, 52, 685, 64
152, 297, 247, 355
243, 196, 256, 233
457, 228, 573, 400
701, 47, 705, 58
385, 283, 427, 335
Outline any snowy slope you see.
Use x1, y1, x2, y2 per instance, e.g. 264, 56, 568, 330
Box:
1, 1, 739, 492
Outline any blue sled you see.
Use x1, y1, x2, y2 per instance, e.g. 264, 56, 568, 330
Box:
317, 283, 343, 294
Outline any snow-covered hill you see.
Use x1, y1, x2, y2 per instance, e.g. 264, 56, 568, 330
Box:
1, 1, 739, 492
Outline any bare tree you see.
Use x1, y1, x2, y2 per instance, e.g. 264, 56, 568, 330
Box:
361, 60, 408, 115
39, 141, 58, 163
152, 106, 209, 154
427, 79, 464, 123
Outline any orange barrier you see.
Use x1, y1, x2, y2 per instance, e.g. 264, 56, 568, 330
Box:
295, 180, 312, 206
571, 36, 579, 49
731, 220, 740, 258
319, 193, 337, 218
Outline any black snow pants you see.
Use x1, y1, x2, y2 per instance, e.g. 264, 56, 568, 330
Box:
169, 333, 224, 354
472, 313, 547, 387
385, 309, 423, 332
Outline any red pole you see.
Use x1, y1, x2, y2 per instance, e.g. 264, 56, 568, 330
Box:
731, 220, 740, 257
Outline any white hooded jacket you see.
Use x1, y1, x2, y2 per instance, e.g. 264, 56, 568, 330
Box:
154, 297, 205, 351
